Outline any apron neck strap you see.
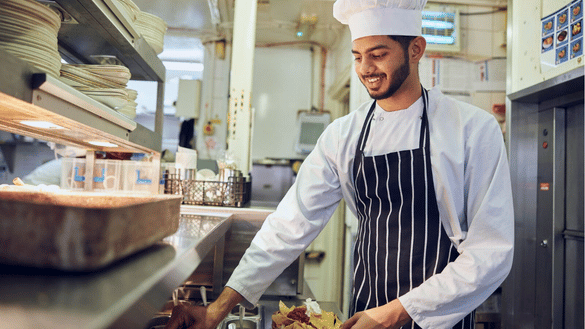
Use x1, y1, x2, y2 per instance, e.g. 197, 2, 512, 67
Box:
355, 101, 377, 156
419, 87, 430, 150
355, 86, 430, 156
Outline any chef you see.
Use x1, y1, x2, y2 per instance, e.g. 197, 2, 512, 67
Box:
165, 0, 514, 328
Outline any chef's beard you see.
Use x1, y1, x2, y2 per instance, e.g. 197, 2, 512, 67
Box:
362, 52, 410, 100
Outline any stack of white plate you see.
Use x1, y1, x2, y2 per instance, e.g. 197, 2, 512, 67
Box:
76, 87, 129, 110
114, 0, 140, 22
117, 88, 138, 119
109, 0, 167, 55
0, 0, 62, 78
61, 64, 131, 89
135, 11, 167, 54
60, 64, 133, 110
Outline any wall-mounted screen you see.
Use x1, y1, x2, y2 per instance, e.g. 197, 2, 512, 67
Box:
422, 6, 461, 53
295, 112, 330, 155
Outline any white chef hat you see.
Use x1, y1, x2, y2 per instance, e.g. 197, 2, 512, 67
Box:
333, 0, 428, 41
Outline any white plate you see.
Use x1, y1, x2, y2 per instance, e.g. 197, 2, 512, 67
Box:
0, 35, 57, 53
0, 5, 60, 34
60, 75, 100, 88
61, 66, 127, 89
0, 43, 61, 76
197, 169, 217, 181
125, 88, 138, 100
0, 18, 57, 39
78, 88, 129, 97
116, 107, 137, 119
59, 73, 113, 89
63, 65, 130, 85
0, 20, 58, 46
0, 0, 61, 31
84, 94, 128, 109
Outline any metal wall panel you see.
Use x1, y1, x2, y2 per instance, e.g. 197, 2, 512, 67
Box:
563, 103, 584, 328
505, 68, 584, 329
502, 100, 539, 329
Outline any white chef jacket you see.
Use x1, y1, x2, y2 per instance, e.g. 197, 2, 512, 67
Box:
226, 87, 514, 328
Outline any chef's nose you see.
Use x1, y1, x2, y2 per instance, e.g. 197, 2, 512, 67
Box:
359, 58, 374, 75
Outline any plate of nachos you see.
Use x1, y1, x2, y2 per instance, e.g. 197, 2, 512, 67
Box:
271, 299, 343, 329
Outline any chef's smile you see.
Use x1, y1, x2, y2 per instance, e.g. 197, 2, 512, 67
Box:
351, 36, 413, 102
365, 75, 384, 86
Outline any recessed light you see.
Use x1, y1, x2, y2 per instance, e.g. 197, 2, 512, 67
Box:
86, 141, 118, 148
20, 121, 66, 129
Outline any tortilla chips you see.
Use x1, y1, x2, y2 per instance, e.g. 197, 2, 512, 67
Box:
271, 300, 342, 329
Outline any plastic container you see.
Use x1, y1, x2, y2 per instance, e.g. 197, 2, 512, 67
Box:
122, 161, 160, 194
60, 158, 86, 190
92, 160, 122, 191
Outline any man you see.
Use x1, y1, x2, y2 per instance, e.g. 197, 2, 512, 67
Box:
165, 0, 514, 328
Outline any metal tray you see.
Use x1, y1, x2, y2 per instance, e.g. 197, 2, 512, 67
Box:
0, 190, 182, 271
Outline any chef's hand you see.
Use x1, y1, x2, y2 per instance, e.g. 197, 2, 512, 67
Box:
341, 299, 411, 329
164, 303, 213, 329
164, 287, 244, 329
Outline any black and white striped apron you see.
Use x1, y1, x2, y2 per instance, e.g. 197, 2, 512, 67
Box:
351, 88, 474, 328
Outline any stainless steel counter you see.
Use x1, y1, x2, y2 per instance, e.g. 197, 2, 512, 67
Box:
0, 212, 232, 329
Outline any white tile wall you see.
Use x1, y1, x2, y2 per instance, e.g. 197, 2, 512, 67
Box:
460, 6, 505, 60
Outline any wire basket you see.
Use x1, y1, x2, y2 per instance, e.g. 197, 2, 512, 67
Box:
164, 172, 250, 207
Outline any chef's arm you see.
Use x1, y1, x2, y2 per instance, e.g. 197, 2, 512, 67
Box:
205, 287, 244, 325
164, 287, 243, 329
224, 121, 344, 308
207, 287, 244, 328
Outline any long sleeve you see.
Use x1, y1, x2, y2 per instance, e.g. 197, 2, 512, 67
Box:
398, 95, 514, 328
226, 119, 346, 308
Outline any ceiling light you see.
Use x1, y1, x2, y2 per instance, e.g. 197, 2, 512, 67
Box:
20, 121, 66, 129
296, 14, 318, 40
86, 141, 118, 148
163, 61, 204, 72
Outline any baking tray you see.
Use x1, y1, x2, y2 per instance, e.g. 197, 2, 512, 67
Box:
0, 190, 182, 271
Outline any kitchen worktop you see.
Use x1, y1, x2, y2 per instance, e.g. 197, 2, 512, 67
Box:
0, 210, 234, 329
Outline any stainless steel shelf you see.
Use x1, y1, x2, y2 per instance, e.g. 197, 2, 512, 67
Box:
0, 46, 161, 153
53, 0, 166, 82
0, 214, 233, 329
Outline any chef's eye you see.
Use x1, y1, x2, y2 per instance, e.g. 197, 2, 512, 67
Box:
353, 56, 362, 62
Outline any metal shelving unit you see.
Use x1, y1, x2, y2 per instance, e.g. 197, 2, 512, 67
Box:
0, 2, 193, 328
52, 0, 165, 82
0, 0, 166, 154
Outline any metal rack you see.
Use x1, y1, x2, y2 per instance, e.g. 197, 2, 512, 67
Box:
0, 0, 165, 154
164, 173, 252, 208
52, 0, 165, 82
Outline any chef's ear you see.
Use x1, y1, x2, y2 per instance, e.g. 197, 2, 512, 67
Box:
410, 36, 426, 62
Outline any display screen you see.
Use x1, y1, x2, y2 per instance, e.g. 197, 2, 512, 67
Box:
299, 122, 325, 145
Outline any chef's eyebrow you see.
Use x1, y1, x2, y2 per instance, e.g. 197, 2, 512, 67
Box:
351, 44, 391, 55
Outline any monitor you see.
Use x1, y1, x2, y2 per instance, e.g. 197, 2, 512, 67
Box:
295, 112, 331, 154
